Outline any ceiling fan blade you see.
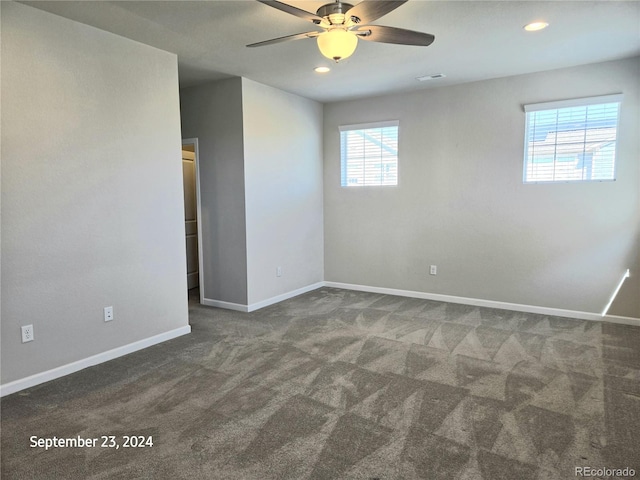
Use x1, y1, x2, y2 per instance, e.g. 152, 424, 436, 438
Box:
354, 25, 435, 46
247, 31, 321, 48
256, 0, 324, 24
346, 1, 408, 24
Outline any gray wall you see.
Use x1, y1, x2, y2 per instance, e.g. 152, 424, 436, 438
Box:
180, 78, 248, 305
242, 79, 324, 305
1, 2, 189, 384
180, 78, 324, 307
324, 57, 640, 318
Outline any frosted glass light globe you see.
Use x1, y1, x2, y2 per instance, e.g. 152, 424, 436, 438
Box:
317, 29, 358, 62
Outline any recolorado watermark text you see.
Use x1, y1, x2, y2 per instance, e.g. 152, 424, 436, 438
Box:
576, 467, 636, 477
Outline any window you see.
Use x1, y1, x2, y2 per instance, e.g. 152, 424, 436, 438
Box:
340, 121, 399, 186
523, 94, 622, 183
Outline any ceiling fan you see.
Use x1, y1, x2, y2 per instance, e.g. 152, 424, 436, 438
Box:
247, 0, 435, 62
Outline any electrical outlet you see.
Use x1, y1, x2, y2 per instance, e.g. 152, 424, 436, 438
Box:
104, 306, 114, 322
276, 266, 282, 277
21, 325, 34, 343
430, 265, 437, 275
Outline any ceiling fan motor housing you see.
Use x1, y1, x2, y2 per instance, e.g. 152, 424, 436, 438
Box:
316, 2, 359, 25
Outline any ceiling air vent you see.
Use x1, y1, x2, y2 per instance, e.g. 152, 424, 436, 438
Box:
416, 73, 446, 81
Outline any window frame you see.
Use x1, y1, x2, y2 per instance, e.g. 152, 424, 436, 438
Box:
339, 120, 400, 187
522, 93, 623, 184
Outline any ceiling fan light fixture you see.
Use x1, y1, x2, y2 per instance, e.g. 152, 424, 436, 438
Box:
317, 29, 358, 62
314, 66, 331, 73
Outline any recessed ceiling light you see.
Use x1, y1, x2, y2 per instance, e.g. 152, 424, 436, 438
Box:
314, 66, 331, 73
416, 73, 446, 81
524, 22, 549, 32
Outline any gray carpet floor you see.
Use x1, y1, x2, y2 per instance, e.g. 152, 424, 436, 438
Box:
1, 287, 639, 479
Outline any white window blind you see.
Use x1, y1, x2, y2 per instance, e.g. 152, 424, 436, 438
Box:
340, 121, 399, 186
523, 94, 622, 183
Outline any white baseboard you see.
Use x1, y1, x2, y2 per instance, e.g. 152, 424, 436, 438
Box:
602, 314, 640, 327
323, 281, 640, 326
3, 283, 637, 398
202, 282, 325, 313
247, 282, 325, 312
0, 325, 191, 398
201, 298, 249, 312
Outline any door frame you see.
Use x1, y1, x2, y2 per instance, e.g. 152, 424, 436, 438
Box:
182, 137, 204, 304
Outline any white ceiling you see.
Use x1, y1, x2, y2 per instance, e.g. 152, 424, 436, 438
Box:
22, 0, 640, 103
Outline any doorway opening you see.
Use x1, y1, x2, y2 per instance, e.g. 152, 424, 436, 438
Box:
182, 138, 203, 304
